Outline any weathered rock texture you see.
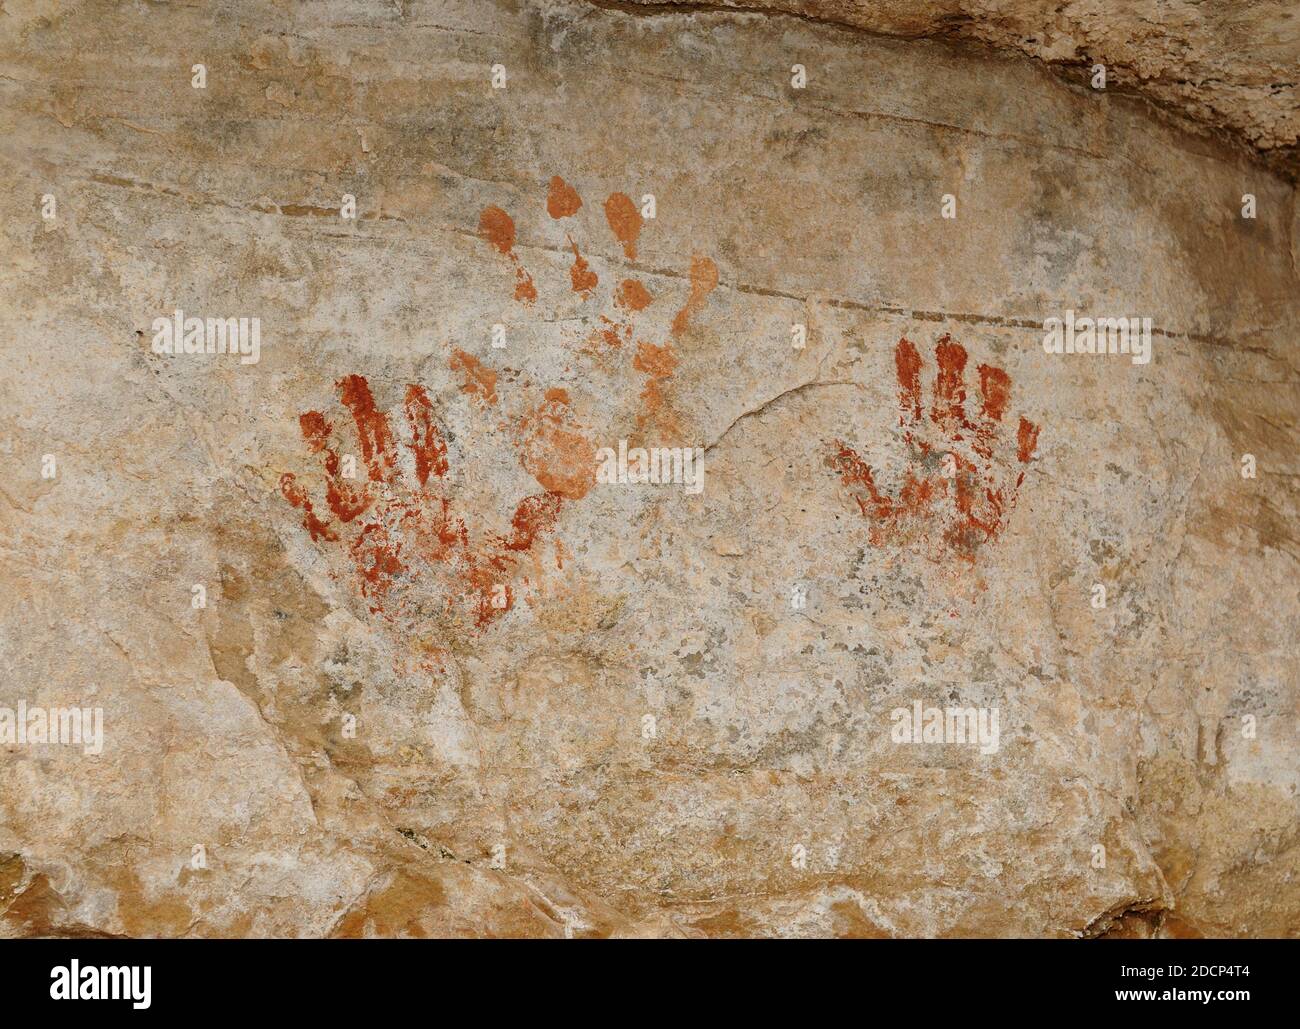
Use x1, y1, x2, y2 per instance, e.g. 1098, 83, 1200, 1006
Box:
0, 0, 1296, 937
623, 0, 1300, 178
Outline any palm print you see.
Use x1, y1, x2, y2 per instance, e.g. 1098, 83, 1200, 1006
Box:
831, 335, 1040, 563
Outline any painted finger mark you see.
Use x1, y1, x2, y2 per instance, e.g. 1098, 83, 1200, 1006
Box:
978, 364, 1011, 422
932, 335, 969, 429
338, 374, 396, 483
895, 338, 923, 425
547, 176, 582, 219
1017, 416, 1040, 464
480, 204, 516, 254
567, 236, 598, 298
479, 204, 537, 304
604, 192, 642, 259
671, 256, 719, 337
404, 384, 449, 486
615, 279, 652, 311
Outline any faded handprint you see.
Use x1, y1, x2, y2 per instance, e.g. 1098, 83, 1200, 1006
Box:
831, 335, 1040, 563
480, 176, 718, 441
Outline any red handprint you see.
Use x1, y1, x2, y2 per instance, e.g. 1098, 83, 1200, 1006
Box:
831, 335, 1041, 564
280, 365, 592, 636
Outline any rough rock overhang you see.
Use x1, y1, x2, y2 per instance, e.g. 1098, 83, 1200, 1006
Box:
608, 0, 1300, 179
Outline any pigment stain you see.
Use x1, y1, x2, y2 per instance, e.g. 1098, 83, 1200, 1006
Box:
833, 335, 1042, 566
547, 176, 582, 219
515, 388, 597, 501
299, 410, 369, 521
632, 341, 678, 380
831, 443, 890, 522
479, 204, 536, 304
449, 349, 498, 408
350, 520, 405, 608
502, 493, 564, 552
671, 256, 719, 337
604, 192, 642, 259
280, 473, 337, 542
615, 279, 652, 311
582, 316, 628, 354
632, 340, 681, 437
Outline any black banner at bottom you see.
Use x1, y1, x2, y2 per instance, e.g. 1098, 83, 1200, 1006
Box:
0, 938, 1282, 1015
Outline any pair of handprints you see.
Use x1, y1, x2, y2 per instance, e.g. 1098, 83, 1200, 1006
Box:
281, 176, 1039, 636
280, 178, 715, 637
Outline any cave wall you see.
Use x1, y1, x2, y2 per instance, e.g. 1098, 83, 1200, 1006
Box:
0, 0, 1296, 937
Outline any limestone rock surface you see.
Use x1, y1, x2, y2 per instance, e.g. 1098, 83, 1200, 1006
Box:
626, 0, 1300, 177
0, 0, 1296, 937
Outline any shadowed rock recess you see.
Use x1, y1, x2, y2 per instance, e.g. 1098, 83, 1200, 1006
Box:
0, 0, 1296, 938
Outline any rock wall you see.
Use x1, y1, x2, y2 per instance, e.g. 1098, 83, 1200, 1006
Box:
0, 0, 1296, 937
622, 0, 1300, 175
